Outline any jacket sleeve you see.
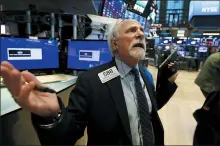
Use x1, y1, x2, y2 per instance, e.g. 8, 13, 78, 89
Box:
156, 78, 178, 110
31, 74, 90, 145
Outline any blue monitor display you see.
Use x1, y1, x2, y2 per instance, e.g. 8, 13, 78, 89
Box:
123, 10, 146, 28
67, 40, 112, 70
189, 1, 220, 21
0, 37, 59, 70
102, 0, 127, 19
159, 37, 172, 45
188, 38, 200, 45
198, 46, 208, 52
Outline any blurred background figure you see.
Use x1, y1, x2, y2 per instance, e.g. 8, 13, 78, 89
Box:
207, 46, 217, 57
195, 52, 220, 97
193, 90, 220, 145
193, 52, 220, 145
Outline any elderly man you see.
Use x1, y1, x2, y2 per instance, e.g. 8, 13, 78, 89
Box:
0, 19, 178, 145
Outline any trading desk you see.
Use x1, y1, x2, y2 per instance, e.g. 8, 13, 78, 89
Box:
1, 74, 78, 116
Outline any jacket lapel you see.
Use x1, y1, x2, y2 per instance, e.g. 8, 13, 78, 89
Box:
105, 60, 132, 144
139, 65, 158, 111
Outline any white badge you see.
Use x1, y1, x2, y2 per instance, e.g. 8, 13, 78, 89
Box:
98, 66, 120, 83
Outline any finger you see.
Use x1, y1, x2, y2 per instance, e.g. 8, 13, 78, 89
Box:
1, 61, 15, 71
21, 71, 43, 86
1, 66, 12, 86
174, 72, 179, 77
18, 81, 36, 102
168, 64, 172, 68
173, 73, 179, 79
10, 69, 23, 96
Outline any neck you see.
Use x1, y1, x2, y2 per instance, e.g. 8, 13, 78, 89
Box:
115, 56, 138, 67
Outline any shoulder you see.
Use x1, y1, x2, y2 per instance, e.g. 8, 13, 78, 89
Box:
202, 53, 220, 70
142, 66, 153, 78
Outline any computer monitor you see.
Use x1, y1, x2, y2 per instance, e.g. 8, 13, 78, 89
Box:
0, 37, 59, 70
123, 10, 146, 28
67, 40, 112, 70
102, 0, 127, 19
133, 1, 148, 13
198, 46, 208, 52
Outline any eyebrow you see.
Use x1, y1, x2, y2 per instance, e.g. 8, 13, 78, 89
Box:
126, 25, 144, 32
117, 19, 125, 24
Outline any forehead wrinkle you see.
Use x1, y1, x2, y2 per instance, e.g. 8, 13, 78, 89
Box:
120, 20, 142, 32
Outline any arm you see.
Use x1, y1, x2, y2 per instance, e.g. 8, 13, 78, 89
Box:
31, 74, 89, 145
156, 78, 177, 110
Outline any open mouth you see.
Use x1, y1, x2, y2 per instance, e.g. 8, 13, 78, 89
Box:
132, 43, 144, 49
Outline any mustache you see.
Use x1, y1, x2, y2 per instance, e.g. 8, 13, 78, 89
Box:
130, 40, 146, 50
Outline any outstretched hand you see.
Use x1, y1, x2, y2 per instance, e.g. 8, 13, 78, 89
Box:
1, 61, 60, 117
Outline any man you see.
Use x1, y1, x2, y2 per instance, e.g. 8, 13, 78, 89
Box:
195, 52, 220, 97
0, 19, 178, 145
194, 53, 220, 145
207, 46, 217, 57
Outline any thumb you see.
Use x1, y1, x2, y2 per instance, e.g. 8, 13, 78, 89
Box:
21, 71, 43, 86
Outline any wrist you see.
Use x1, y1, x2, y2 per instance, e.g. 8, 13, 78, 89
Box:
38, 110, 63, 129
31, 96, 64, 129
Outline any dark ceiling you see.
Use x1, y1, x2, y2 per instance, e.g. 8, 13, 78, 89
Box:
0, 0, 97, 15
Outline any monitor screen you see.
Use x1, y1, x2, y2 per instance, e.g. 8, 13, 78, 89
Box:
188, 38, 200, 45
188, 1, 220, 21
191, 41, 196, 45
123, 10, 146, 28
0, 37, 59, 70
134, 1, 148, 13
198, 46, 208, 52
102, 0, 127, 19
67, 40, 112, 70
177, 40, 183, 44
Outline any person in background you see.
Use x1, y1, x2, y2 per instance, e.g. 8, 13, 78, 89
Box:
207, 46, 217, 57
162, 43, 176, 62
195, 52, 220, 97
0, 19, 178, 145
194, 52, 220, 145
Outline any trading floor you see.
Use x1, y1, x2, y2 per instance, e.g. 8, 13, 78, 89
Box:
149, 66, 205, 145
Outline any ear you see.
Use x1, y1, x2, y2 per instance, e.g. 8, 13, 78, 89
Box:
111, 38, 118, 51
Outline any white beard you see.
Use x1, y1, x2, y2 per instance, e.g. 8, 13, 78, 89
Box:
129, 47, 146, 60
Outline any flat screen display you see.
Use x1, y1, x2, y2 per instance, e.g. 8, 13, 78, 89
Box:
188, 38, 201, 45
123, 10, 146, 27
189, 1, 220, 21
133, 1, 148, 13
160, 39, 171, 44
67, 40, 112, 70
0, 37, 59, 70
198, 46, 208, 52
102, 0, 127, 19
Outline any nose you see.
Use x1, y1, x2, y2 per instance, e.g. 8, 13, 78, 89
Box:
136, 29, 144, 40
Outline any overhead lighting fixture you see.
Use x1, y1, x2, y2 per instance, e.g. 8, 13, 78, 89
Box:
1, 25, 6, 34
203, 33, 220, 36
177, 34, 184, 37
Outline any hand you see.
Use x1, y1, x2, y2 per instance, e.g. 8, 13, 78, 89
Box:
168, 72, 178, 83
0, 61, 60, 117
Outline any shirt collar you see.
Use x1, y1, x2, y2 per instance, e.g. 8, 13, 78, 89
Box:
115, 58, 139, 78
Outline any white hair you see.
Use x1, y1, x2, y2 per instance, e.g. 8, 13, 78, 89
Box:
107, 19, 124, 56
